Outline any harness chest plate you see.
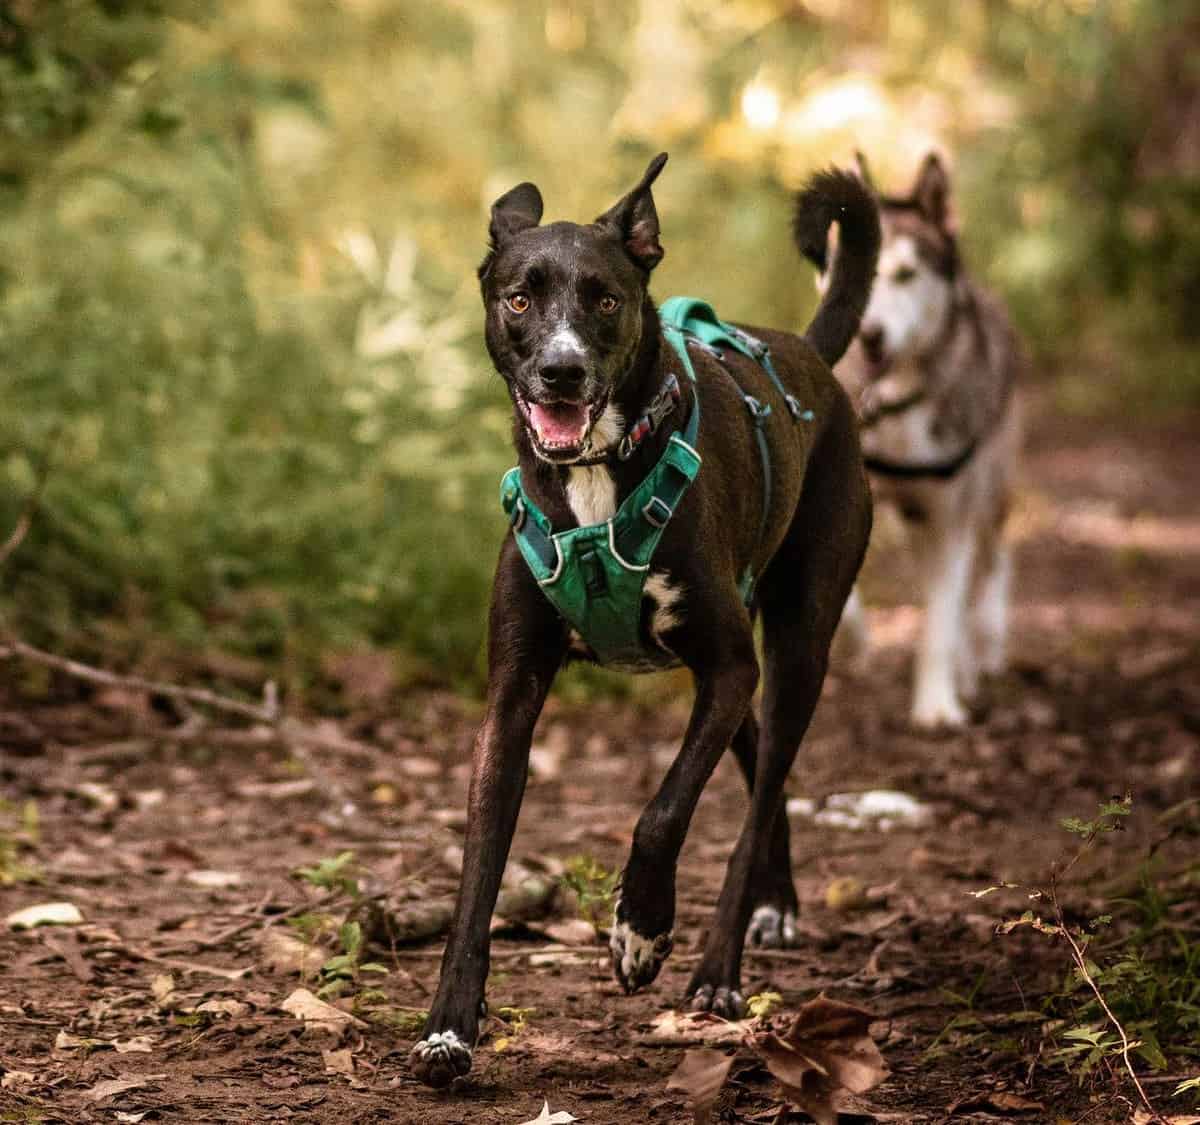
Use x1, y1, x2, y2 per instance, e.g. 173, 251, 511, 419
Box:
499, 297, 801, 668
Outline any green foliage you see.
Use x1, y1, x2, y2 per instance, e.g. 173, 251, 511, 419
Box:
294, 851, 360, 896
2, 1, 1195, 692
561, 854, 620, 928
0, 799, 41, 885
316, 919, 388, 999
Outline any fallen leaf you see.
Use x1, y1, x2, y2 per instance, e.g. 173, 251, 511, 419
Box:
0, 1071, 35, 1089
753, 995, 888, 1125
237, 778, 317, 800
116, 1113, 150, 1123
947, 1091, 1046, 1116
55, 1029, 113, 1051
259, 929, 326, 975
517, 1101, 577, 1125
666, 1048, 734, 1125
195, 998, 250, 1019
646, 1009, 751, 1045
151, 973, 177, 1010
114, 1035, 155, 1053
542, 919, 598, 945
1133, 1115, 1200, 1125
185, 870, 243, 889
322, 1046, 355, 1076
280, 988, 367, 1039
84, 1073, 166, 1102
7, 901, 84, 929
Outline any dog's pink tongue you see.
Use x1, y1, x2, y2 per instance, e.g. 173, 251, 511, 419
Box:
530, 402, 589, 447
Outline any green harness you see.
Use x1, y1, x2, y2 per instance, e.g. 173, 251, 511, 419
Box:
499, 297, 808, 668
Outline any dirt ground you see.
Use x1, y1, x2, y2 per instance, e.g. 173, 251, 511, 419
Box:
2, 404, 1198, 1124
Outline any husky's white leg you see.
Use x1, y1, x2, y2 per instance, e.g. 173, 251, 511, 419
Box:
835, 586, 871, 671
912, 527, 974, 729
975, 542, 1011, 676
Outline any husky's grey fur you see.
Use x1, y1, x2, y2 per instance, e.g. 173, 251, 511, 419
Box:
826, 152, 1021, 729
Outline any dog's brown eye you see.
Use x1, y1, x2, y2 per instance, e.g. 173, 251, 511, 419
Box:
598, 294, 620, 315
506, 293, 530, 314
893, 266, 917, 284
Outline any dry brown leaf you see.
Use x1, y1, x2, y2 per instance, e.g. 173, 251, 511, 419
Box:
185, 869, 243, 889
322, 1046, 355, 1076
753, 995, 887, 1125
258, 929, 326, 976
84, 1074, 166, 1102
517, 1101, 577, 1125
7, 901, 84, 929
195, 998, 250, 1019
665, 1048, 734, 1125
280, 988, 367, 1040
646, 1009, 751, 1045
948, 1091, 1045, 1116
542, 919, 598, 945
1132, 1114, 1200, 1125
0, 1071, 35, 1090
113, 1036, 155, 1054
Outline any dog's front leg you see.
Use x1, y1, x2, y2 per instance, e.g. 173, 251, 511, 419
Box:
610, 610, 758, 995
410, 545, 565, 1088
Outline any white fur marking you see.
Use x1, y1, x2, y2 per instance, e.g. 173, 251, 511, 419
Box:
565, 404, 624, 525
609, 917, 670, 981
911, 528, 975, 729
643, 571, 684, 643
862, 234, 953, 360
548, 323, 586, 358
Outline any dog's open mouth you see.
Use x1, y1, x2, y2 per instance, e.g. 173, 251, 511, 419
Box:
515, 390, 607, 461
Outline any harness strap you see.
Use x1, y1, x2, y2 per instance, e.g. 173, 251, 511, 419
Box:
863, 435, 980, 480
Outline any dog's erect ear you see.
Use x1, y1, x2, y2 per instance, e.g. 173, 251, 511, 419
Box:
852, 150, 876, 192
912, 152, 951, 228
595, 152, 668, 272
488, 182, 544, 249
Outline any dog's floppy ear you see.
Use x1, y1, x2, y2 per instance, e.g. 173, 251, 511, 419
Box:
912, 152, 951, 229
595, 152, 668, 272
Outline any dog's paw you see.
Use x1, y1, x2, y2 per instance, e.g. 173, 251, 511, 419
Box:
409, 1030, 473, 1088
746, 904, 799, 949
910, 692, 967, 731
689, 983, 746, 1019
610, 918, 673, 994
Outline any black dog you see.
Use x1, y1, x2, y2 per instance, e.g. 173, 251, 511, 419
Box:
410, 154, 880, 1088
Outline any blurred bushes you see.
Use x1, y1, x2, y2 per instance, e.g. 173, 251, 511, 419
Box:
0, 0, 1195, 695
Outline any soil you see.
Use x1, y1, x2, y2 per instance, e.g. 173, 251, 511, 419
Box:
2, 404, 1198, 1124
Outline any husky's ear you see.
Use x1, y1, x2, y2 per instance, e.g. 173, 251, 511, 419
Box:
912, 152, 951, 228
480, 182, 544, 279
852, 150, 876, 193
596, 152, 668, 272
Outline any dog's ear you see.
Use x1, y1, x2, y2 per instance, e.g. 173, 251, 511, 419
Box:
488, 182, 544, 248
479, 182, 544, 280
851, 150, 876, 192
595, 152, 668, 272
912, 152, 951, 228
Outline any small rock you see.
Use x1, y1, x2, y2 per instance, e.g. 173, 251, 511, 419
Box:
7, 902, 84, 929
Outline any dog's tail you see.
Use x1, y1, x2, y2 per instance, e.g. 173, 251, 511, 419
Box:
792, 169, 881, 368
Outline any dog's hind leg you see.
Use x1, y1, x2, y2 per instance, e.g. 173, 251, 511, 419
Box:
727, 713, 801, 949
833, 584, 871, 673
610, 601, 759, 996
688, 406, 872, 1018
974, 539, 1011, 676
410, 543, 566, 1088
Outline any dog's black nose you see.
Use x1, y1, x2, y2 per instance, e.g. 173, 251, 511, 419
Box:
859, 324, 885, 360
539, 361, 587, 392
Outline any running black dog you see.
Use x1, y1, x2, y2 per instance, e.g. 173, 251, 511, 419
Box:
411, 154, 880, 1088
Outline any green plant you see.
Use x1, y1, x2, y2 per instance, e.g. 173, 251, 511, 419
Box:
561, 855, 620, 929
294, 851, 360, 896
493, 1005, 536, 1052
315, 920, 389, 1000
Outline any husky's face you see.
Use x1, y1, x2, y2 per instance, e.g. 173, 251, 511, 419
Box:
828, 153, 960, 380
479, 155, 668, 464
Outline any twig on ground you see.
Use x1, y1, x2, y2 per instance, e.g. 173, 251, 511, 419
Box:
0, 430, 59, 570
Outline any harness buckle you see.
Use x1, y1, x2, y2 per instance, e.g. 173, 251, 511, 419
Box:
510, 497, 527, 531
641, 496, 672, 528
743, 395, 771, 424
784, 394, 804, 420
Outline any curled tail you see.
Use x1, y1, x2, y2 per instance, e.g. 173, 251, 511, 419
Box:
793, 169, 881, 368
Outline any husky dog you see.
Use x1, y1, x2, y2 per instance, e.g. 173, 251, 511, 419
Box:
828, 153, 1021, 729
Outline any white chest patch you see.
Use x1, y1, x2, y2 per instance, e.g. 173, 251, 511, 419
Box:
566, 467, 617, 526
565, 404, 624, 526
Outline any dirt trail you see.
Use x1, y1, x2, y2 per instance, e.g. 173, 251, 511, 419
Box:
2, 407, 1198, 1123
